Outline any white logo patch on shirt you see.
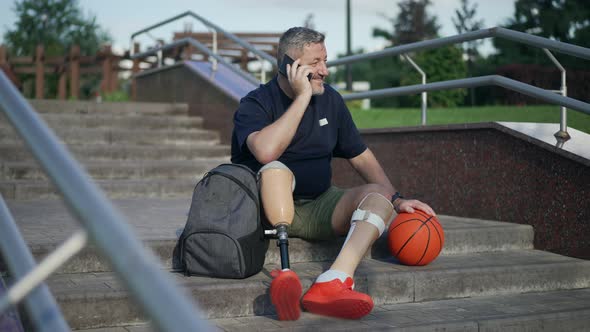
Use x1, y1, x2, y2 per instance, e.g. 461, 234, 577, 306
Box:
319, 118, 328, 126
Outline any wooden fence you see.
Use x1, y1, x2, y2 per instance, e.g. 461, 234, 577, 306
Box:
0, 32, 280, 100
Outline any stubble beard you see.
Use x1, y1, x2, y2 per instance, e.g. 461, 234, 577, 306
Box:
312, 82, 325, 96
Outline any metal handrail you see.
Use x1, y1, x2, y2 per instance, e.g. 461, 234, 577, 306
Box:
129, 10, 277, 66
132, 37, 260, 85
329, 26, 590, 138
0, 196, 70, 332
342, 75, 590, 116
0, 71, 213, 331
328, 27, 590, 67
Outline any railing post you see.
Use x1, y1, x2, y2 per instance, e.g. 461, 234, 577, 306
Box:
57, 65, 67, 100
403, 54, 428, 125
543, 48, 570, 141
257, 56, 266, 83
35, 44, 44, 99
109, 54, 118, 93
240, 49, 248, 71
70, 45, 80, 99
101, 45, 112, 95
0, 45, 6, 66
211, 30, 218, 72
131, 42, 140, 101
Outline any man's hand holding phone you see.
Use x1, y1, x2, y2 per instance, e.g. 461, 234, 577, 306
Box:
279, 55, 313, 98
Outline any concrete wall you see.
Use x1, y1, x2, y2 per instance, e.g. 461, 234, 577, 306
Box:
135, 64, 238, 144
332, 123, 589, 259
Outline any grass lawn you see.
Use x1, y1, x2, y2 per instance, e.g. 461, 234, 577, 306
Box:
349, 105, 590, 134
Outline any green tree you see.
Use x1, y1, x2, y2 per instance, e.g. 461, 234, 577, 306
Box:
4, 0, 111, 56
4, 0, 111, 98
366, 0, 466, 107
373, 0, 440, 46
452, 0, 484, 105
492, 0, 589, 67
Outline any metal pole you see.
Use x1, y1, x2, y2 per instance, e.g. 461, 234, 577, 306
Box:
0, 230, 88, 315
345, 0, 353, 91
211, 29, 218, 72
403, 54, 427, 125
257, 56, 266, 83
0, 71, 213, 332
328, 27, 590, 68
340, 75, 590, 116
495, 27, 590, 61
0, 196, 70, 332
329, 28, 495, 67
543, 48, 570, 140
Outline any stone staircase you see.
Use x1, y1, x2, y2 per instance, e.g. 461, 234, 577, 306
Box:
1, 100, 590, 331
0, 100, 229, 199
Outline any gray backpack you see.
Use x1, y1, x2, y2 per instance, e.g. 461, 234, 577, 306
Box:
172, 163, 269, 278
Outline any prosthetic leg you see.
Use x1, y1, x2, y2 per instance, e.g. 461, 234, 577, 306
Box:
302, 192, 394, 319
259, 161, 301, 320
259, 161, 295, 269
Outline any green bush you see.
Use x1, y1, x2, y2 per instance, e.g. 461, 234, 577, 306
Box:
103, 90, 129, 102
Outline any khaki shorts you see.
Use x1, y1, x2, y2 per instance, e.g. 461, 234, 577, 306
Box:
288, 186, 345, 241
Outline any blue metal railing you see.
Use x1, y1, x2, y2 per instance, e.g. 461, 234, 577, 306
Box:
0, 71, 213, 331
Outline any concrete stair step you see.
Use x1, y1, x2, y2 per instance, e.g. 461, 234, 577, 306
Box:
2, 158, 230, 180
72, 288, 590, 331
25, 217, 534, 274
47, 218, 535, 274
0, 179, 200, 199
0, 143, 231, 161
47, 251, 590, 329
3, 198, 534, 274
0, 127, 219, 145
27, 99, 189, 115
10, 113, 204, 130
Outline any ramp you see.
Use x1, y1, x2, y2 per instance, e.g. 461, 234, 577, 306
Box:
184, 60, 258, 101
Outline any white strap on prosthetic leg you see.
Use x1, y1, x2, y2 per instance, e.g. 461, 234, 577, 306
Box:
350, 193, 392, 236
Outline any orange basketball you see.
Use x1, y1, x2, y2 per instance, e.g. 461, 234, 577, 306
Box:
387, 210, 444, 266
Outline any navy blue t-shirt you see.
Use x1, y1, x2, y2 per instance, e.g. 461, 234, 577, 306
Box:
231, 76, 367, 199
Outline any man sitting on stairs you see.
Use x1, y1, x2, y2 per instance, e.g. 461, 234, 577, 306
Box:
230, 27, 436, 320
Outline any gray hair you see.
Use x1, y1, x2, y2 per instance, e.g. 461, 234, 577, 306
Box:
277, 27, 325, 62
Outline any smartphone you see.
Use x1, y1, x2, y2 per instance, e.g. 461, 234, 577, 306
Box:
279, 54, 312, 81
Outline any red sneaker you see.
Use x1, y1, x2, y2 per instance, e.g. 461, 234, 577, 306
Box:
269, 269, 302, 321
301, 277, 373, 319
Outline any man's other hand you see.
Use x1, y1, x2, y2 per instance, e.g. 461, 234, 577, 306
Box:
394, 199, 436, 216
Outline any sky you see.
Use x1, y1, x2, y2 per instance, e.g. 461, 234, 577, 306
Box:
0, 0, 517, 60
